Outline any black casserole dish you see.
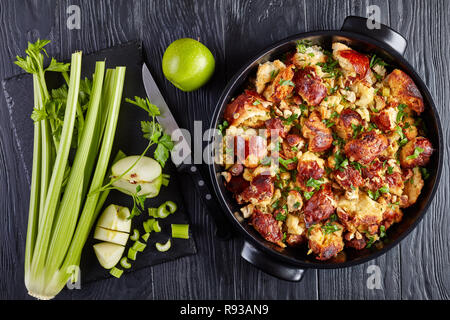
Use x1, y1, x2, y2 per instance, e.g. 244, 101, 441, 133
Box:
208, 16, 443, 281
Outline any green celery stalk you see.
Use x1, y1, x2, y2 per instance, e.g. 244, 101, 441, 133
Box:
54, 67, 126, 295
25, 76, 42, 285
26, 52, 82, 299
45, 61, 106, 275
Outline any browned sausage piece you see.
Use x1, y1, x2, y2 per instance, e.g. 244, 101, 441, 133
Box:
338, 49, 370, 79
399, 136, 433, 168
344, 131, 389, 165
250, 209, 284, 245
333, 165, 364, 191
293, 66, 327, 106
223, 90, 270, 127
265, 117, 287, 138
345, 236, 366, 250
303, 184, 336, 227
302, 111, 333, 152
285, 234, 306, 247
296, 160, 324, 192
225, 175, 249, 195
239, 173, 274, 203
335, 108, 364, 139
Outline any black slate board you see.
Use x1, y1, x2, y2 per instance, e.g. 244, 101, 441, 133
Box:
2, 41, 196, 283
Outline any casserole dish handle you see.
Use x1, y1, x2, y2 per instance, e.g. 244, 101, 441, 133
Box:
241, 241, 305, 281
341, 16, 407, 55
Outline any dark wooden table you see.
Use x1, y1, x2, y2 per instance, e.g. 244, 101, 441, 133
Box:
1, 0, 449, 300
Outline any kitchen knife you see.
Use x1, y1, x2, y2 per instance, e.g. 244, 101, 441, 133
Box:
141, 63, 232, 240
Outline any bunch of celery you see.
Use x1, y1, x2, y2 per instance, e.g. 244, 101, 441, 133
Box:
16, 40, 126, 299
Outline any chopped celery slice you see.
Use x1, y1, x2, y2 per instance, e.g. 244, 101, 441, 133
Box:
142, 232, 150, 242
148, 207, 158, 218
171, 224, 189, 239
153, 220, 161, 233
110, 267, 123, 278
143, 219, 155, 233
155, 239, 171, 252
120, 257, 131, 269
127, 248, 138, 261
132, 240, 146, 252
130, 229, 140, 241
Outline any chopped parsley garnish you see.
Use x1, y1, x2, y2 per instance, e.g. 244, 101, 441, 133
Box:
396, 104, 407, 123
369, 54, 388, 68
321, 222, 341, 235
252, 100, 261, 105
366, 235, 376, 248
293, 201, 301, 209
352, 161, 365, 173
260, 156, 272, 166
387, 166, 394, 175
217, 120, 229, 135
306, 177, 325, 190
329, 214, 338, 222
406, 147, 424, 160
322, 119, 335, 128
279, 157, 298, 169
420, 167, 430, 180
317, 51, 341, 78
283, 113, 300, 125
303, 191, 315, 200
351, 123, 364, 138
330, 111, 339, 119
270, 69, 280, 79
275, 212, 287, 221
379, 225, 387, 239
279, 78, 295, 87
368, 186, 389, 200
296, 39, 312, 53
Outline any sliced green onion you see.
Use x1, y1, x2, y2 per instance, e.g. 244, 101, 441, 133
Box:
130, 229, 140, 241
153, 221, 161, 233
143, 219, 155, 233
141, 232, 150, 242
171, 224, 189, 239
120, 257, 131, 269
155, 239, 171, 252
109, 267, 123, 278
132, 240, 146, 252
127, 248, 138, 261
148, 207, 158, 218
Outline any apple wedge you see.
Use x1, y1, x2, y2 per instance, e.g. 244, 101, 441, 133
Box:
97, 204, 131, 233
111, 156, 163, 198
93, 242, 125, 269
94, 226, 129, 246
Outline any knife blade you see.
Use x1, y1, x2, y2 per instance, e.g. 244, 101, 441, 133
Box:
142, 64, 191, 167
141, 63, 232, 240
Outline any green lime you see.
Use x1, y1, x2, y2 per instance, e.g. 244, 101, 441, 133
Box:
162, 38, 215, 92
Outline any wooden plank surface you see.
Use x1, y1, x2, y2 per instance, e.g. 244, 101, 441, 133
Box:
0, 0, 448, 300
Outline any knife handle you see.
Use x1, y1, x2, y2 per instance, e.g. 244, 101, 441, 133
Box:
177, 163, 233, 240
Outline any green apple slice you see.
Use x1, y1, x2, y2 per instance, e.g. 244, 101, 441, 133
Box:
97, 204, 131, 233
94, 226, 129, 246
93, 242, 125, 269
111, 156, 163, 198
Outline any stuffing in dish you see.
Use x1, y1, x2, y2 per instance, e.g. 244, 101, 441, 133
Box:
217, 40, 434, 261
